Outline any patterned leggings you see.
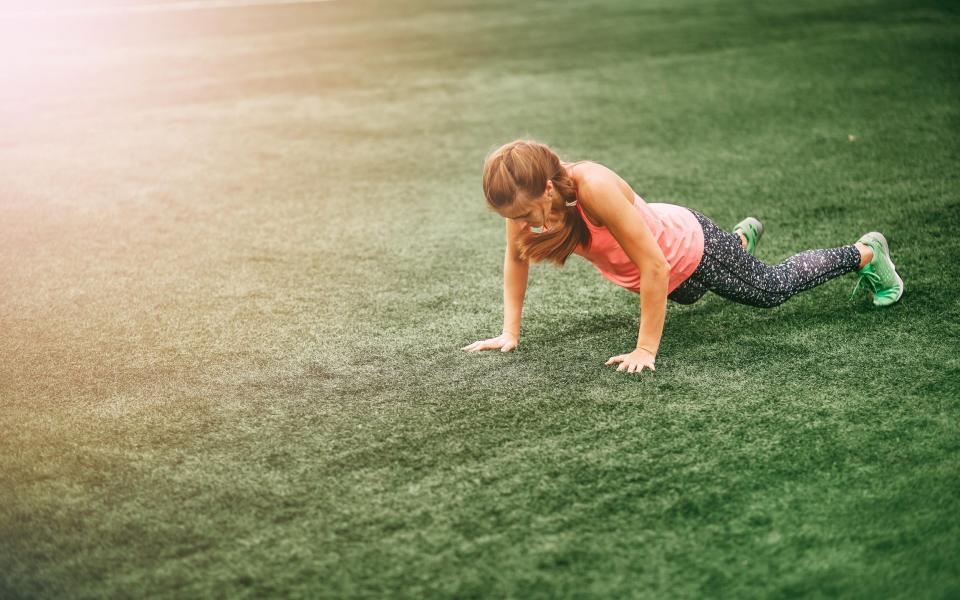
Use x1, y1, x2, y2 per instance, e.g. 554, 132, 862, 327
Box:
668, 209, 862, 308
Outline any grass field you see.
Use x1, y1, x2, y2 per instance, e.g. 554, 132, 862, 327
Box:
2, 0, 959, 597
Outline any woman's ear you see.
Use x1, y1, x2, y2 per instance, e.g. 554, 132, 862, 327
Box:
543, 181, 558, 204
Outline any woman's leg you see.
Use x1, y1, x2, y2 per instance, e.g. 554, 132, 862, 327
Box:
685, 210, 863, 308
668, 277, 710, 305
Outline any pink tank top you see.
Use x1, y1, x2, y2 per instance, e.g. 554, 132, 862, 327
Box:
574, 194, 704, 294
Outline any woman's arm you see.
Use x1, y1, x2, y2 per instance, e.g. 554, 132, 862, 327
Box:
578, 174, 670, 372
462, 218, 529, 353
501, 218, 529, 341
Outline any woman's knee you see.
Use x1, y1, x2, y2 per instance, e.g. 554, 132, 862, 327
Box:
668, 286, 708, 305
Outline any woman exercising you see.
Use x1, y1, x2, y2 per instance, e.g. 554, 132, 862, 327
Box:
461, 140, 903, 374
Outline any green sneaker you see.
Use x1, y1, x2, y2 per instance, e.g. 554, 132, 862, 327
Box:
850, 232, 904, 306
734, 217, 764, 255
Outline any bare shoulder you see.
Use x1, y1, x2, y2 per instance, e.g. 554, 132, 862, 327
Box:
567, 161, 636, 226
568, 160, 611, 182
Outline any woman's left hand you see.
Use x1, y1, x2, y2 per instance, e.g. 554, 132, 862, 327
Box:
605, 348, 656, 373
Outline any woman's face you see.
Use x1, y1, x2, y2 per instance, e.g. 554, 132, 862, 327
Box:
499, 182, 557, 231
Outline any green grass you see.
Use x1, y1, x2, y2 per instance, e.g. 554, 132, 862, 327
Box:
2, 0, 959, 597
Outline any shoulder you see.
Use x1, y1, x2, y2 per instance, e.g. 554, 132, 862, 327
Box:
568, 162, 634, 226
567, 161, 615, 185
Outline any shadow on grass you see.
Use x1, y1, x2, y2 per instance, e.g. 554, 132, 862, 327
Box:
535, 282, 928, 362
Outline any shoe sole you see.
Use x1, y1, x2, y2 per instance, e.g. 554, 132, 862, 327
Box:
744, 217, 764, 238
734, 217, 764, 253
859, 231, 904, 306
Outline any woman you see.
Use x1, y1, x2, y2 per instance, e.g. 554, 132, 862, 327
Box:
461, 140, 903, 374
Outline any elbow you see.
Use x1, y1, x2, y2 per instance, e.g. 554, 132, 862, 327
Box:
646, 261, 670, 281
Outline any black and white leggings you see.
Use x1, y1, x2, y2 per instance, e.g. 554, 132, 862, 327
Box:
668, 209, 862, 308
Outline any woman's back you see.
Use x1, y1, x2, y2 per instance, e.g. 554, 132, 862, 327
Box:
573, 192, 705, 294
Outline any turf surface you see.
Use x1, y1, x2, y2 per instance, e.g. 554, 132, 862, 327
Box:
2, 0, 959, 597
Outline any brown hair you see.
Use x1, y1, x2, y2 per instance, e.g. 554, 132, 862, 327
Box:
481, 140, 590, 265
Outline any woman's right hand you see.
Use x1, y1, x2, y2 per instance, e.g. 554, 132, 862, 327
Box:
461, 334, 518, 353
